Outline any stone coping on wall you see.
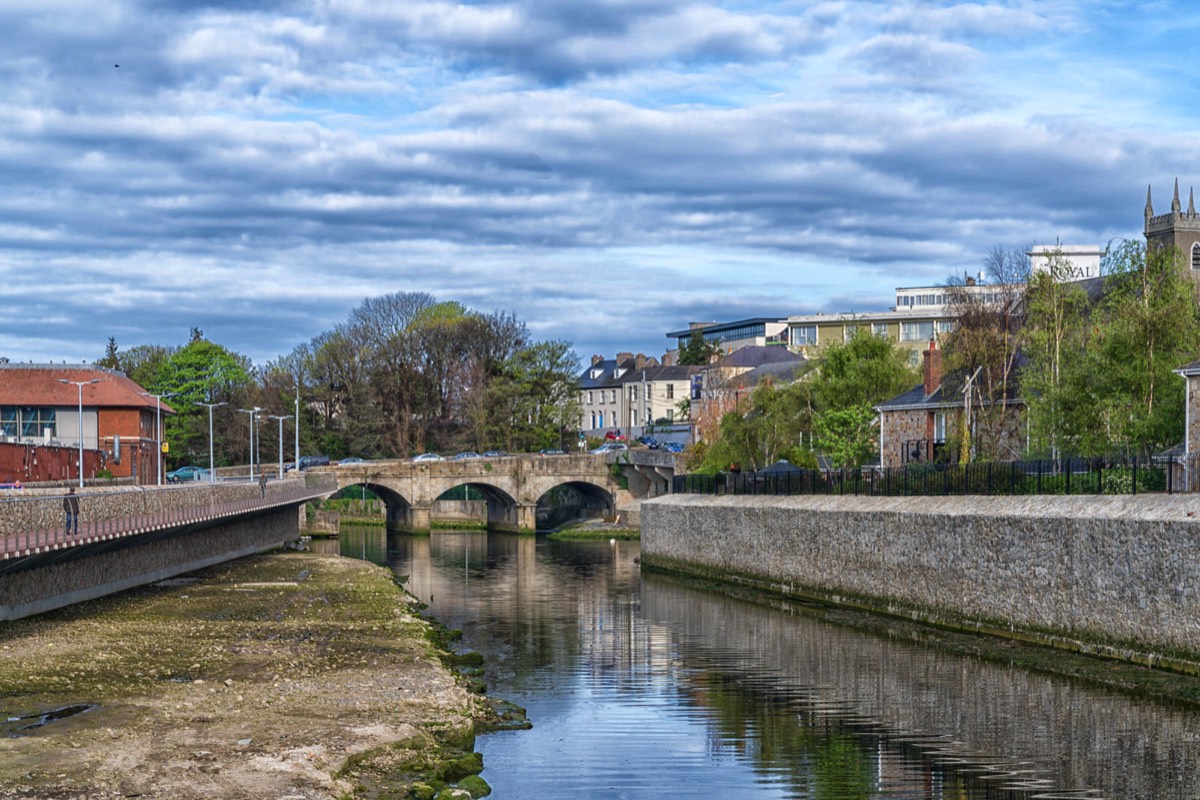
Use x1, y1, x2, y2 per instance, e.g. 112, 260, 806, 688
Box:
647, 491, 1200, 520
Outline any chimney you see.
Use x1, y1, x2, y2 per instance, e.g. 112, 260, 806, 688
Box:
616, 351, 633, 364
965, 275, 976, 286
662, 350, 676, 367
923, 339, 941, 397
591, 354, 604, 366
635, 353, 646, 370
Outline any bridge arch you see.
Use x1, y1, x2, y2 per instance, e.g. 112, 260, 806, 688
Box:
434, 480, 526, 533
535, 480, 615, 530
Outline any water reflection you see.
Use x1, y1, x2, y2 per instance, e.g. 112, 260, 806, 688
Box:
322, 526, 1200, 799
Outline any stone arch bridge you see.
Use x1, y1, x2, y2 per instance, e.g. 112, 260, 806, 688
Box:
317, 454, 627, 533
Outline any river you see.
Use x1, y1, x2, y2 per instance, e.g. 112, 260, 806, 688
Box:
319, 526, 1200, 799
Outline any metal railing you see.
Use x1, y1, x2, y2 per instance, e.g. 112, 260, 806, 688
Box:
0, 477, 335, 560
673, 454, 1193, 498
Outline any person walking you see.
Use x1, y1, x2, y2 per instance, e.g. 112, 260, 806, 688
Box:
63, 487, 80, 536
259, 472, 268, 497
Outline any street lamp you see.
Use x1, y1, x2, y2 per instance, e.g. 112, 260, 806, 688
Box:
237, 407, 262, 480
139, 391, 175, 486
59, 378, 101, 488
196, 401, 228, 482
268, 414, 292, 479
294, 382, 301, 476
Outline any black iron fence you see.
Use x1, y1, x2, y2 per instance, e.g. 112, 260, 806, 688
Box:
673, 454, 1200, 497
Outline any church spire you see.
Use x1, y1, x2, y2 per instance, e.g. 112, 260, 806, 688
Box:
1173, 177, 1182, 214
1189, 187, 1195, 218
1146, 184, 1154, 219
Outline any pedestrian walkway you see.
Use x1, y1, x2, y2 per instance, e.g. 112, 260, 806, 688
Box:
1, 483, 329, 561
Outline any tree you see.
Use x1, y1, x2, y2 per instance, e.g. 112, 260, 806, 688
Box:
1094, 239, 1200, 452
154, 339, 254, 468
809, 330, 917, 468
97, 337, 120, 369
941, 246, 1029, 461
678, 332, 720, 365
1021, 267, 1093, 456
695, 379, 812, 472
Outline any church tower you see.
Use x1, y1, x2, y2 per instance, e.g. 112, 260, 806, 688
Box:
1144, 179, 1200, 274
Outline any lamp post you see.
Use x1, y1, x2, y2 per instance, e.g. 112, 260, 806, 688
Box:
196, 401, 228, 482
59, 378, 101, 488
268, 414, 292, 479
294, 383, 301, 476
139, 391, 175, 486
237, 407, 262, 480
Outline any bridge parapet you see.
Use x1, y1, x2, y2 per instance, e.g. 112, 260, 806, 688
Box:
0, 476, 330, 543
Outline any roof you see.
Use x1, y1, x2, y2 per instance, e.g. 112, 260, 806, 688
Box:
737, 359, 807, 386
665, 317, 786, 339
714, 346, 805, 369
875, 365, 1026, 412
0, 364, 175, 413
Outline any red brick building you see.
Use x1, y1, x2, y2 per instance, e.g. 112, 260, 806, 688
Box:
0, 364, 174, 485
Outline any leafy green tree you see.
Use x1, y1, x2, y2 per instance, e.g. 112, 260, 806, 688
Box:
809, 330, 916, 466
1021, 268, 1093, 456
482, 340, 581, 452
696, 380, 812, 472
1094, 239, 1200, 452
153, 339, 254, 467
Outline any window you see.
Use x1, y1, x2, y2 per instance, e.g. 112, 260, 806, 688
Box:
936, 320, 955, 334
587, 391, 593, 405
933, 412, 947, 443
1192, 242, 1200, 270
792, 325, 817, 346
1, 407, 56, 440
843, 324, 858, 342
666, 384, 674, 400
901, 321, 934, 342
872, 322, 889, 339
611, 390, 617, 404
630, 386, 638, 402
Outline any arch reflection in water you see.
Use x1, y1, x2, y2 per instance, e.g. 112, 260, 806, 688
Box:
326, 526, 1200, 799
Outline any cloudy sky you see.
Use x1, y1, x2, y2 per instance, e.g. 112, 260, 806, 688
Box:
2, 0, 1198, 369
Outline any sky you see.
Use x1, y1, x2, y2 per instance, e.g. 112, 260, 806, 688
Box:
3, 0, 1200, 371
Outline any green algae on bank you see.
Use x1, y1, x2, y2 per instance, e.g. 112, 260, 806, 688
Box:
0, 552, 499, 799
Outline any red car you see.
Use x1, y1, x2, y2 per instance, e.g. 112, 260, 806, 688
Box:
604, 429, 626, 441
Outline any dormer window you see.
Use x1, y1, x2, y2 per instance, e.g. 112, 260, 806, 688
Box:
590, 368, 603, 379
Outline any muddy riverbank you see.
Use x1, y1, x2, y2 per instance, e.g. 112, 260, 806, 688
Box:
0, 552, 503, 799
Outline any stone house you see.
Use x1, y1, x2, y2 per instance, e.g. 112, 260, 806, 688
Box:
875, 340, 1025, 468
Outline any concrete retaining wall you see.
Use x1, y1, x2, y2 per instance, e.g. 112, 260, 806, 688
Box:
642, 493, 1200, 668
0, 506, 299, 620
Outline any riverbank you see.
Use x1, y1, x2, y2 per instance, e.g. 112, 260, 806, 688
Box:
0, 552, 504, 799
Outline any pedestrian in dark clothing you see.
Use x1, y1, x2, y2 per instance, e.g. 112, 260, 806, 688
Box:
259, 472, 268, 497
63, 487, 80, 536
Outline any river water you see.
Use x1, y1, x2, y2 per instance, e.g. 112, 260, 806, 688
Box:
321, 526, 1200, 799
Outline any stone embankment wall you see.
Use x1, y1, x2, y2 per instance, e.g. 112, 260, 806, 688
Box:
642, 494, 1200, 670
0, 477, 308, 536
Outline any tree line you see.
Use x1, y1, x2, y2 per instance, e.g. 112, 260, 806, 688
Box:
98, 294, 581, 470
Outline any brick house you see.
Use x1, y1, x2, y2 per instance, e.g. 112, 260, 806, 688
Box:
0, 364, 174, 485
875, 340, 1025, 468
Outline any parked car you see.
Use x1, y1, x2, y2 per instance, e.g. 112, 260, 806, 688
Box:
412, 453, 444, 462
637, 435, 658, 448
284, 455, 332, 472
337, 457, 366, 466
590, 443, 628, 454
539, 448, 566, 456
452, 451, 482, 460
167, 465, 210, 483
482, 450, 509, 458
661, 442, 684, 453
604, 429, 626, 441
